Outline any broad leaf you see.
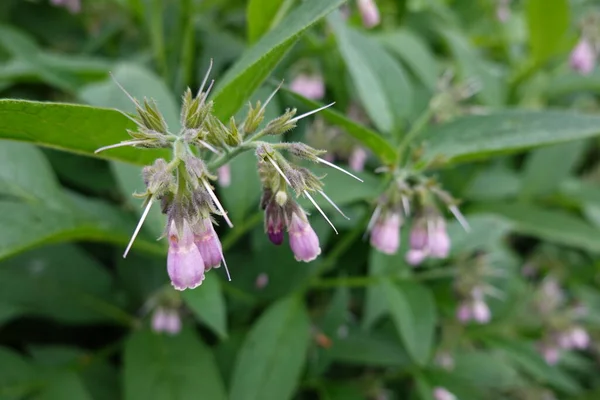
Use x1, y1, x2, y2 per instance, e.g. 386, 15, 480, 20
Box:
0, 99, 167, 165
0, 245, 130, 325
381, 280, 437, 366
479, 202, 600, 253
124, 328, 227, 400
182, 274, 228, 339
379, 30, 438, 91
328, 329, 411, 367
247, 0, 295, 43
211, 0, 346, 120
229, 295, 310, 400
330, 13, 413, 133
421, 110, 600, 165
526, 0, 570, 64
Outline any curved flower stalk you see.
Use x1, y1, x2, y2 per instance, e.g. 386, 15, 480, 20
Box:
95, 62, 361, 289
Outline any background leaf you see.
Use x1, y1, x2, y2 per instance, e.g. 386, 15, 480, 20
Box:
229, 295, 311, 400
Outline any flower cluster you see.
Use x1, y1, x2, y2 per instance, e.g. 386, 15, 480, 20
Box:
367, 174, 468, 265
531, 276, 591, 365
96, 63, 360, 290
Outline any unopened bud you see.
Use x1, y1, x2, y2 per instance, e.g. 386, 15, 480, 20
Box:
264, 108, 297, 135
242, 101, 265, 135
275, 190, 288, 206
137, 98, 169, 133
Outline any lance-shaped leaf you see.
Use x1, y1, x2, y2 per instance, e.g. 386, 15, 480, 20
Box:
420, 110, 600, 165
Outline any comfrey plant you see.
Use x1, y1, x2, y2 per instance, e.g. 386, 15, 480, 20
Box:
96, 63, 361, 290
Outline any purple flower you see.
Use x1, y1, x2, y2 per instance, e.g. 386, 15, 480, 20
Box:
570, 39, 596, 75
194, 218, 223, 270
265, 201, 285, 245
433, 387, 456, 400
357, 0, 380, 28
50, 0, 81, 13
405, 249, 427, 266
290, 74, 325, 100
539, 344, 560, 365
167, 221, 205, 291
370, 212, 402, 255
496, 0, 510, 22
569, 327, 590, 349
151, 307, 182, 335
472, 299, 491, 323
218, 165, 231, 187
349, 147, 367, 172
288, 211, 321, 262
456, 301, 472, 323
406, 215, 451, 265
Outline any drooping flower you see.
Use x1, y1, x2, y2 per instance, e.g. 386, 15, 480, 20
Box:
539, 343, 560, 365
193, 218, 224, 271
262, 191, 286, 245
50, 0, 81, 13
357, 0, 380, 28
290, 74, 325, 100
456, 301, 472, 323
570, 38, 596, 75
471, 298, 491, 323
405, 212, 451, 265
567, 326, 590, 349
456, 288, 491, 324
288, 210, 321, 262
151, 307, 182, 335
496, 0, 510, 22
370, 212, 402, 255
167, 220, 206, 291
217, 164, 231, 187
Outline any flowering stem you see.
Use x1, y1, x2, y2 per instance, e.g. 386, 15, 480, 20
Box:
207, 141, 256, 170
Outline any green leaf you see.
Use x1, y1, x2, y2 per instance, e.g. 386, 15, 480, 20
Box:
211, 0, 346, 120
379, 30, 439, 91
442, 29, 504, 107
0, 99, 167, 165
124, 328, 227, 400
247, 0, 295, 43
0, 347, 36, 397
451, 351, 520, 389
526, 0, 570, 64
283, 89, 397, 163
0, 141, 161, 261
489, 339, 581, 394
478, 202, 600, 253
520, 141, 586, 199
229, 296, 311, 400
362, 249, 410, 330
328, 328, 411, 367
35, 371, 93, 400
381, 280, 437, 366
0, 245, 132, 325
421, 110, 600, 165
182, 274, 227, 339
330, 13, 413, 133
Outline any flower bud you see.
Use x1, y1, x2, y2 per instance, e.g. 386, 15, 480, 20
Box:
370, 213, 401, 255
570, 38, 596, 75
357, 0, 380, 28
194, 218, 224, 270
290, 74, 325, 100
288, 211, 321, 262
167, 221, 206, 290
275, 190, 288, 206
255, 273, 269, 289
264, 108, 297, 135
265, 201, 285, 245
409, 221, 428, 250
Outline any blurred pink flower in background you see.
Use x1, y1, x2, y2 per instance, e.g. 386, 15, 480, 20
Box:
357, 0, 380, 28
290, 74, 325, 100
50, 0, 81, 13
570, 38, 596, 75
